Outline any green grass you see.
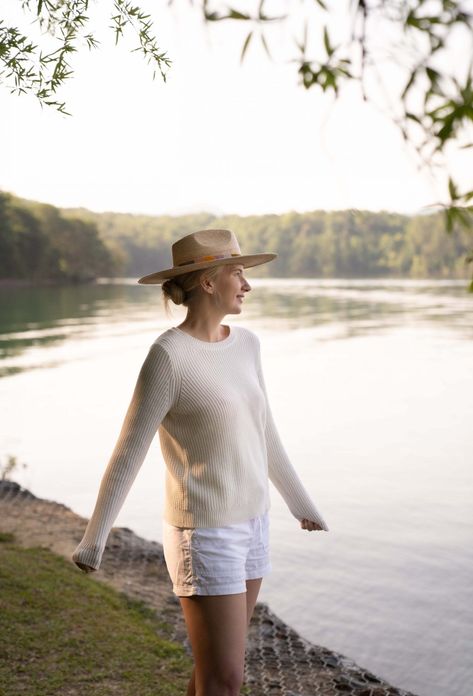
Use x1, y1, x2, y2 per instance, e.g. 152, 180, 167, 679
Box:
0, 533, 192, 695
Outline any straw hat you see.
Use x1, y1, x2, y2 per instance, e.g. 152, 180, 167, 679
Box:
137, 229, 277, 284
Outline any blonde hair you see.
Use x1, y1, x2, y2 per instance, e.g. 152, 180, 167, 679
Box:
161, 264, 226, 317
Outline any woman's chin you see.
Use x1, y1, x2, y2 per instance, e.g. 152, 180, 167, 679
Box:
227, 303, 243, 314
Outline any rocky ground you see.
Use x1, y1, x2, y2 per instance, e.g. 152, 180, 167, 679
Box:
0, 481, 418, 696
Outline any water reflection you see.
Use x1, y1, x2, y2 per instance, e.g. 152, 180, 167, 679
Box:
0, 279, 470, 377
0, 283, 162, 374
236, 279, 472, 339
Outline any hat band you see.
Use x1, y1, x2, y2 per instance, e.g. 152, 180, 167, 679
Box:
177, 251, 241, 267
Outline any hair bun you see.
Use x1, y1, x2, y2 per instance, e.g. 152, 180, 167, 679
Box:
162, 278, 185, 305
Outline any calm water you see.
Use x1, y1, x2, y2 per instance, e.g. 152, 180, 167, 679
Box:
1, 278, 472, 696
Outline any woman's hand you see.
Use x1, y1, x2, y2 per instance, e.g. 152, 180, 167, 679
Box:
75, 561, 96, 573
300, 518, 324, 531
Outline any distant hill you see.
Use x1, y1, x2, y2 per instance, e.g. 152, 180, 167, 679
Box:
1, 191, 470, 283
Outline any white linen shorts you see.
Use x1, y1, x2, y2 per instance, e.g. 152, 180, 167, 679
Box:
162, 511, 271, 596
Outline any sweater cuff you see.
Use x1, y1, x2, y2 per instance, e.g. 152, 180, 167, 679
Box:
288, 501, 330, 531
72, 543, 104, 571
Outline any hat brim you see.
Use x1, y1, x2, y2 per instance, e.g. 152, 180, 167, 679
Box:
137, 252, 277, 285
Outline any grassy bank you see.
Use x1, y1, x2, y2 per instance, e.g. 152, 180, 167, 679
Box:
0, 532, 192, 695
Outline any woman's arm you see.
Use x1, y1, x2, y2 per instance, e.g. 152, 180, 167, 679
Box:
72, 342, 177, 571
255, 337, 329, 532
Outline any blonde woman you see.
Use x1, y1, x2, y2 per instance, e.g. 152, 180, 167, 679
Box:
72, 228, 329, 696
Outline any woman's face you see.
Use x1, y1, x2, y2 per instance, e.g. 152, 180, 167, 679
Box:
213, 263, 252, 313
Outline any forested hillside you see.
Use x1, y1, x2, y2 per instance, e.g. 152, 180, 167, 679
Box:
0, 192, 117, 283
1, 191, 470, 283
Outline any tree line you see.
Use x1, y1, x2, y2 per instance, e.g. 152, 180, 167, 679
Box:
0, 191, 470, 284
0, 192, 115, 283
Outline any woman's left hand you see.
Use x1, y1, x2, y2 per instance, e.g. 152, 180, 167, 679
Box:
300, 518, 324, 531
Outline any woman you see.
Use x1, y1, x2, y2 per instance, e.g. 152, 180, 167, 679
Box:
72, 228, 329, 696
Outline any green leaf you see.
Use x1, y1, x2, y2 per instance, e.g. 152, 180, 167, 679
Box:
260, 31, 271, 59
323, 26, 333, 57
240, 31, 253, 64
448, 177, 458, 200
227, 10, 251, 20
405, 112, 422, 124
426, 66, 440, 82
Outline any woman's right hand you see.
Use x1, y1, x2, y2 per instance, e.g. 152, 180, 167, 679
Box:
300, 518, 325, 531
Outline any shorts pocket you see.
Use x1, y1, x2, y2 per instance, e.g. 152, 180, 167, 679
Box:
178, 528, 195, 586
163, 524, 196, 589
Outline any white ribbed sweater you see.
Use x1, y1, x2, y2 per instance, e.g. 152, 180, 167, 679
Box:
72, 325, 329, 570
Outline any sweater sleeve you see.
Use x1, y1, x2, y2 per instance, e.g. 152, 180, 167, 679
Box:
72, 343, 177, 571
254, 337, 329, 531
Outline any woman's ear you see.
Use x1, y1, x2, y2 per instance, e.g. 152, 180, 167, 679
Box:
201, 278, 213, 294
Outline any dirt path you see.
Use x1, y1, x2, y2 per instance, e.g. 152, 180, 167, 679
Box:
0, 481, 417, 696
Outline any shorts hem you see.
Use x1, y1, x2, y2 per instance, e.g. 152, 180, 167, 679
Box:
173, 583, 246, 597
172, 584, 199, 597
245, 562, 272, 580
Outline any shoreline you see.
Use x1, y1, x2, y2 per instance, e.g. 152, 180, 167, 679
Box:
0, 480, 418, 696
0, 276, 469, 288
0, 278, 97, 287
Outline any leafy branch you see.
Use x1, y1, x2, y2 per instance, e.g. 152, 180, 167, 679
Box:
191, 0, 473, 288
109, 1, 171, 82
0, 0, 171, 114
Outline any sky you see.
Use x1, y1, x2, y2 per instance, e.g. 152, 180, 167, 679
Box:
2, 0, 472, 218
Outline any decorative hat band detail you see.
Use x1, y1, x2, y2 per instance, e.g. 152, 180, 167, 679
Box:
177, 251, 241, 266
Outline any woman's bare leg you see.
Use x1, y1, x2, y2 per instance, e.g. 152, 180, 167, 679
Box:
182, 578, 263, 696
245, 577, 263, 626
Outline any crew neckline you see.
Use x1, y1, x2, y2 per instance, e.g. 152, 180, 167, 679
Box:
171, 324, 236, 347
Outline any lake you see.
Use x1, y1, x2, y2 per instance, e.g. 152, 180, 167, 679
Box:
1, 277, 472, 696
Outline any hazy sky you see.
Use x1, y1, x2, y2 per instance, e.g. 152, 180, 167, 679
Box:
2, 0, 472, 217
